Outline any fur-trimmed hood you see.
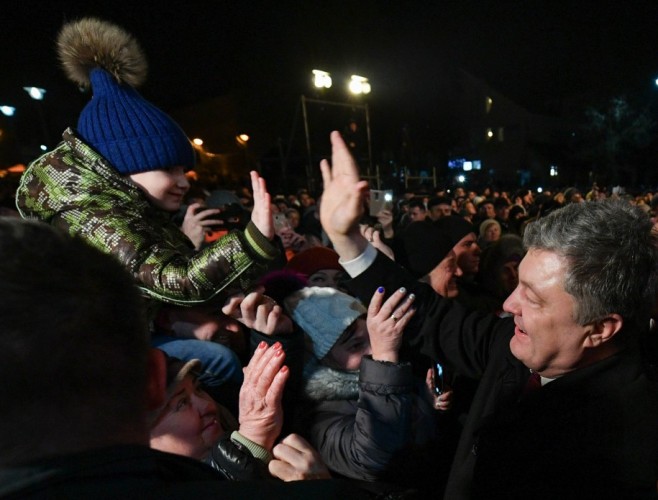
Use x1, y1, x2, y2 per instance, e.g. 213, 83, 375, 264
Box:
302, 356, 359, 401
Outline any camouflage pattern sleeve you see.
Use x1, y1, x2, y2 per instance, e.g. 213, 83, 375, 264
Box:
16, 129, 279, 306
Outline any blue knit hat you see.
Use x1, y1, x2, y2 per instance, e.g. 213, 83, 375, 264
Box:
77, 69, 195, 175
58, 18, 195, 175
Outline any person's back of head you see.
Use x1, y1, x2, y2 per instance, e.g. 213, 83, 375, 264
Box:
524, 200, 658, 336
0, 218, 151, 466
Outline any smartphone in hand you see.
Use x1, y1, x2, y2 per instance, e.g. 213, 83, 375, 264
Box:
432, 362, 444, 396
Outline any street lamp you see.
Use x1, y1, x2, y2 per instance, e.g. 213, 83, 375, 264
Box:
0, 106, 16, 117
312, 69, 332, 89
236, 134, 255, 172
23, 86, 51, 147
23, 87, 46, 100
348, 75, 371, 95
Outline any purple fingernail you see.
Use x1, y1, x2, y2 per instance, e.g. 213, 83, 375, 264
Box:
377, 286, 384, 293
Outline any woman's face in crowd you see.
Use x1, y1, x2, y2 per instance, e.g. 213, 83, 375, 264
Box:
130, 166, 190, 212
324, 318, 370, 371
485, 223, 501, 242
308, 269, 347, 289
150, 376, 223, 460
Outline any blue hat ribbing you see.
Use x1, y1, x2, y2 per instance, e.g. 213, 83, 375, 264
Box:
77, 69, 195, 175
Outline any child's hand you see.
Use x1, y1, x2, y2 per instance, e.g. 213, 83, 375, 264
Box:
222, 290, 293, 335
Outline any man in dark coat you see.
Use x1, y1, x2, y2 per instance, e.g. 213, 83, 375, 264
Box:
318, 131, 658, 499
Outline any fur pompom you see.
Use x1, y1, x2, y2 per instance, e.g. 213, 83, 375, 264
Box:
57, 17, 147, 88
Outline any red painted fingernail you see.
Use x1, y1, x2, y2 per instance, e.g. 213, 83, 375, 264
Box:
280, 365, 289, 373
275, 348, 284, 357
258, 341, 267, 349
273, 342, 282, 350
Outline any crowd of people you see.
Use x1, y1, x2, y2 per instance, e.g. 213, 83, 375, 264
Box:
1, 16, 658, 500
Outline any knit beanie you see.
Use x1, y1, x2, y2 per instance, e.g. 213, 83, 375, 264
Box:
283, 287, 366, 360
57, 18, 195, 175
435, 214, 475, 246
402, 220, 454, 278
479, 219, 502, 238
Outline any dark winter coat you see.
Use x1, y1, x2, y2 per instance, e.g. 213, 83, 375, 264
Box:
297, 355, 439, 485
348, 251, 658, 500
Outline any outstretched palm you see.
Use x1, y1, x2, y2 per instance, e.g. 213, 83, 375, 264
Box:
319, 131, 369, 239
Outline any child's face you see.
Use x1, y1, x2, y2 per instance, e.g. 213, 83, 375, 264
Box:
324, 317, 370, 371
130, 166, 190, 212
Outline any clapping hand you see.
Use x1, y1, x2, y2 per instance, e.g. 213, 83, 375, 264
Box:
237, 342, 289, 451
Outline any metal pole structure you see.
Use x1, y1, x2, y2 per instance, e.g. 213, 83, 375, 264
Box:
300, 96, 373, 191
300, 95, 315, 193
364, 102, 373, 173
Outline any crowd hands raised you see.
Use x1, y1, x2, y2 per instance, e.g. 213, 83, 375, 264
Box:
4, 17, 658, 499
7, 128, 658, 498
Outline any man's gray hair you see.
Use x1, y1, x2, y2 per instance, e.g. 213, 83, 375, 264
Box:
523, 200, 658, 328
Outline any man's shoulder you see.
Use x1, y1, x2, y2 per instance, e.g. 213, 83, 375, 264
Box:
0, 446, 222, 499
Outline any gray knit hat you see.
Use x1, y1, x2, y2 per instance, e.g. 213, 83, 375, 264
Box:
283, 286, 366, 360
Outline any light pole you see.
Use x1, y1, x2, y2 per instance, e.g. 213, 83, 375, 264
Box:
297, 70, 374, 192
236, 134, 254, 173
23, 86, 51, 148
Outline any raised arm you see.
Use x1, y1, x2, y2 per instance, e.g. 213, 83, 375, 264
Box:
319, 131, 370, 261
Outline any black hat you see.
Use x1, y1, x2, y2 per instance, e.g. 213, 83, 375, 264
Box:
435, 215, 475, 246
402, 221, 454, 278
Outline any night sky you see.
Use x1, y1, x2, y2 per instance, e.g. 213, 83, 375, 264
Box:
3, 0, 658, 160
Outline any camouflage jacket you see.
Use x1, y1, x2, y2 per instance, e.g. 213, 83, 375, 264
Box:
16, 128, 279, 306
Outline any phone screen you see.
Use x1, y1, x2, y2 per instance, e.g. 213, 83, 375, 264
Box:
369, 190, 394, 216
433, 362, 444, 396
273, 213, 290, 233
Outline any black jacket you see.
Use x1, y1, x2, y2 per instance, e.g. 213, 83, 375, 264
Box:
348, 251, 658, 500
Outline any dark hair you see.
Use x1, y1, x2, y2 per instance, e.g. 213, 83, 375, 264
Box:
408, 198, 426, 210
0, 219, 150, 465
428, 196, 453, 209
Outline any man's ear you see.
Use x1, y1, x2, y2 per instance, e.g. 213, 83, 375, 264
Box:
145, 348, 167, 411
584, 313, 623, 347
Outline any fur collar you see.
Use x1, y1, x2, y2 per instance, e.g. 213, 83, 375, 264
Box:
302, 357, 359, 401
